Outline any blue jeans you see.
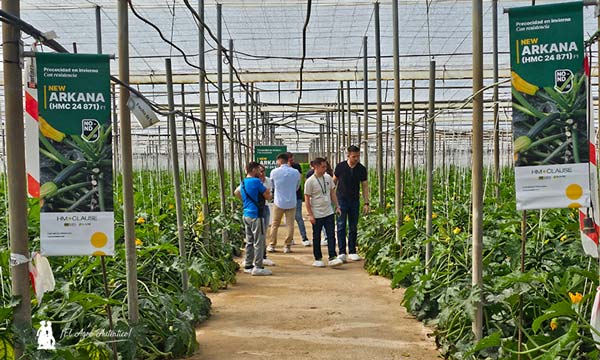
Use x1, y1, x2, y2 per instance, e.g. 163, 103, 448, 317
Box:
263, 205, 271, 259
295, 199, 308, 241
312, 214, 337, 260
337, 199, 360, 255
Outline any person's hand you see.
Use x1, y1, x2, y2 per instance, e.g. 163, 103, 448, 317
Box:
335, 206, 342, 216
363, 203, 370, 215
309, 215, 316, 225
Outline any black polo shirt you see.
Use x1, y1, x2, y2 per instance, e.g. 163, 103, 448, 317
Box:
334, 161, 367, 202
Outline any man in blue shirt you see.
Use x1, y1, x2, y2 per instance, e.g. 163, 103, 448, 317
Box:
235, 161, 273, 276
267, 153, 301, 253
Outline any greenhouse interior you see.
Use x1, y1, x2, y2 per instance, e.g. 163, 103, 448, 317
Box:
2, 0, 600, 359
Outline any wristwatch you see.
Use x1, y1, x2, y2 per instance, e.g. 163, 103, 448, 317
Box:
364, 203, 369, 205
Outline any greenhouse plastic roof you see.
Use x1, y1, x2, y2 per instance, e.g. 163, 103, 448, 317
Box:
2, 0, 599, 154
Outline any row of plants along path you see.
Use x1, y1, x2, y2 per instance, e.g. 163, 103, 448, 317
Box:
358, 166, 598, 359
0, 170, 243, 359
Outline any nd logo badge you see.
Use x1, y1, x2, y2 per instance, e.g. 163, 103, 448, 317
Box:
82, 119, 100, 142
554, 69, 574, 93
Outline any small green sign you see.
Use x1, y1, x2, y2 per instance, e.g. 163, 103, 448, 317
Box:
255, 145, 287, 177
36, 53, 111, 135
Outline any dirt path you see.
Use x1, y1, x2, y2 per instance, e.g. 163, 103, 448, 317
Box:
192, 215, 440, 360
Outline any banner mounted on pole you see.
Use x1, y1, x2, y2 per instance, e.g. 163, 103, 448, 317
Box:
254, 145, 287, 177
37, 53, 114, 256
509, 1, 590, 210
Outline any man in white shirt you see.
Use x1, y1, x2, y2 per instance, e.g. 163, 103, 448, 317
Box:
267, 153, 301, 253
304, 157, 343, 267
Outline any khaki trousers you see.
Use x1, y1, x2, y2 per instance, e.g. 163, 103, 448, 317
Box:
269, 205, 296, 248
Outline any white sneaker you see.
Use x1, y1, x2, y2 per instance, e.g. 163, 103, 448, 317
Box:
312, 260, 325, 267
302, 240, 311, 247
283, 246, 292, 254
267, 245, 276, 253
320, 239, 328, 246
328, 258, 343, 267
251, 267, 272, 276
348, 253, 362, 261
291, 240, 296, 245
243, 267, 253, 274
337, 254, 347, 263
262, 258, 275, 266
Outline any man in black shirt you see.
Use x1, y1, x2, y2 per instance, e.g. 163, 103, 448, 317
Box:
333, 145, 370, 262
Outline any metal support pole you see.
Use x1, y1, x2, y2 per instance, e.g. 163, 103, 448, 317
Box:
96, 5, 103, 54
3, 1, 30, 356
472, 0, 484, 341
237, 117, 244, 182
410, 79, 415, 174
166, 58, 189, 290
255, 91, 260, 146
244, 89, 249, 163
393, 0, 403, 251
118, 0, 139, 324
198, 0, 210, 226
518, 210, 527, 359
250, 84, 254, 155
425, 60, 436, 270
181, 84, 188, 180
363, 35, 369, 171
95, 14, 118, 358
337, 91, 342, 163
228, 39, 235, 204
374, 1, 384, 209
340, 82, 345, 148
216, 4, 227, 230
597, 1, 600, 156
492, 0, 500, 200
347, 80, 352, 145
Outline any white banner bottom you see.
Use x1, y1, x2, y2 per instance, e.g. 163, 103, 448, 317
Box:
515, 163, 591, 210
41, 212, 114, 256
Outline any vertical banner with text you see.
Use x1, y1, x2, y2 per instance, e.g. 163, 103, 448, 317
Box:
509, 1, 590, 210
37, 53, 114, 256
254, 145, 287, 177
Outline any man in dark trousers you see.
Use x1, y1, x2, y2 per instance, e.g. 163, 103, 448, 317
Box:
333, 145, 370, 262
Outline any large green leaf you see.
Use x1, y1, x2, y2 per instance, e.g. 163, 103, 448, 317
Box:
532, 301, 576, 333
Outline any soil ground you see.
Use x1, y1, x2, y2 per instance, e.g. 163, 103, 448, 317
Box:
192, 213, 440, 360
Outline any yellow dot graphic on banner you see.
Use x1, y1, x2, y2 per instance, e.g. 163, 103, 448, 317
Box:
90, 232, 108, 248
565, 184, 583, 200
92, 250, 106, 256
568, 202, 582, 209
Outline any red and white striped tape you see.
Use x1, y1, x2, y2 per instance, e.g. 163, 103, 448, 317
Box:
24, 53, 40, 198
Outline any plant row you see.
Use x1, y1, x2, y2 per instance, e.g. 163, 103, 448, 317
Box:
0, 170, 243, 359
359, 166, 597, 359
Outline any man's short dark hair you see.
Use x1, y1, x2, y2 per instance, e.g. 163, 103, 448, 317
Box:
347, 145, 360, 153
246, 161, 262, 174
277, 153, 289, 162
285, 151, 294, 159
312, 157, 327, 167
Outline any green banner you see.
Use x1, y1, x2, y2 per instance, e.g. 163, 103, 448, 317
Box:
509, 2, 590, 210
37, 53, 114, 256
255, 145, 287, 177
